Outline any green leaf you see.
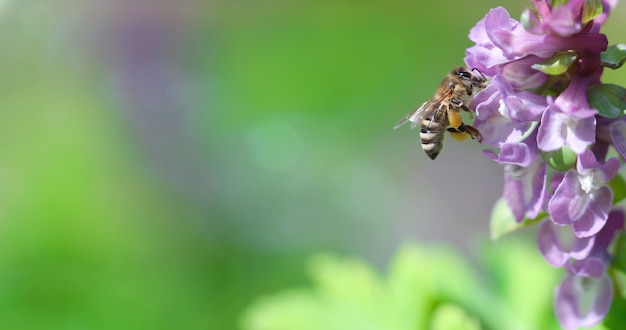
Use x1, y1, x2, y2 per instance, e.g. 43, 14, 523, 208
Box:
609, 173, 626, 205
582, 0, 603, 23
479, 240, 561, 329
542, 146, 577, 171
531, 52, 577, 75
520, 9, 537, 32
587, 83, 626, 119
490, 198, 522, 240
601, 44, 626, 69
612, 233, 626, 274
548, 0, 569, 7
430, 304, 480, 330
604, 293, 626, 330
613, 269, 626, 299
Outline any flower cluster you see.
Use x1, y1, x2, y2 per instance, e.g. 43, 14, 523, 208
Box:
465, 0, 626, 328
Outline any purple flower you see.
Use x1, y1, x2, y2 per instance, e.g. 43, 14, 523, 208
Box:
472, 75, 546, 147
553, 210, 624, 330
554, 274, 613, 330
465, 6, 608, 76
465, 7, 518, 76
463, 1, 623, 328
522, 0, 584, 36
536, 75, 598, 154
537, 219, 595, 267
499, 55, 548, 89
566, 210, 625, 277
610, 119, 626, 160
484, 130, 547, 222
548, 150, 620, 237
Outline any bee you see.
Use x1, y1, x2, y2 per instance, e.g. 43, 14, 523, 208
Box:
394, 66, 487, 160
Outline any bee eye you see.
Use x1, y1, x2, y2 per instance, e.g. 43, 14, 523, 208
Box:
458, 71, 472, 80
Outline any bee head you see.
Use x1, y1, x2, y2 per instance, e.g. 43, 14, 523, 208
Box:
457, 70, 472, 81
453, 66, 488, 93
450, 67, 474, 93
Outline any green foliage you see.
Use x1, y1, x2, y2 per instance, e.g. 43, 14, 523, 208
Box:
430, 304, 481, 330
531, 52, 577, 75
542, 146, 577, 171
548, 0, 570, 8
601, 44, 626, 69
611, 233, 626, 275
240, 242, 562, 330
587, 83, 626, 119
582, 0, 603, 23
489, 198, 545, 240
609, 173, 626, 205
490, 198, 524, 240
604, 294, 626, 330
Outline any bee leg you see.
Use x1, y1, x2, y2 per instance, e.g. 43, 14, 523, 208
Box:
447, 107, 482, 142
447, 107, 463, 130
464, 125, 483, 143
455, 123, 483, 143
446, 127, 468, 141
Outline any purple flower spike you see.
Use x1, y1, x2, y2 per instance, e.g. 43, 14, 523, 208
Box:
463, 0, 622, 327
537, 219, 595, 267
548, 150, 620, 237
554, 274, 613, 330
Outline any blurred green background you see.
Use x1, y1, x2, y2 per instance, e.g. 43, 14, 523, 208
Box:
1, 0, 625, 329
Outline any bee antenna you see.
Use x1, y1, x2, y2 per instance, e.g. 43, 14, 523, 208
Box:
471, 67, 486, 81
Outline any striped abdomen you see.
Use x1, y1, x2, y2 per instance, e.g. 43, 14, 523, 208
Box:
419, 108, 449, 160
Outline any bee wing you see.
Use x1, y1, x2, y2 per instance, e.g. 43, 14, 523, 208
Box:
394, 86, 455, 130
393, 100, 432, 129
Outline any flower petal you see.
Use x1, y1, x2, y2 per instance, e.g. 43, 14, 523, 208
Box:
610, 120, 626, 160
554, 274, 613, 330
537, 220, 595, 267
537, 104, 566, 152
549, 170, 579, 226
571, 186, 612, 238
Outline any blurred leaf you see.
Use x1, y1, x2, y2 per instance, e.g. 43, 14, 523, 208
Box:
604, 294, 626, 330
613, 268, 626, 299
611, 233, 626, 274
582, 0, 603, 23
479, 239, 562, 330
386, 245, 498, 329
520, 8, 538, 32
542, 146, 577, 171
601, 44, 626, 69
240, 242, 563, 330
385, 245, 435, 329
240, 253, 393, 330
490, 198, 523, 240
430, 304, 480, 330
587, 83, 626, 119
531, 52, 577, 75
548, 0, 569, 7
609, 173, 626, 205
